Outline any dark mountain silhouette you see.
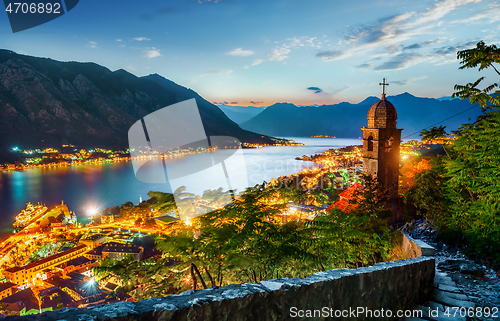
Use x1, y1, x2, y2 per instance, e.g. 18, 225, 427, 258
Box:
240, 93, 482, 138
217, 104, 266, 124
0, 49, 275, 158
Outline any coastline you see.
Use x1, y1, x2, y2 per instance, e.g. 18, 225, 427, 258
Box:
0, 138, 360, 242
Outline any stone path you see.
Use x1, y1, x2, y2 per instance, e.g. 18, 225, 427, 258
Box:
404, 268, 476, 321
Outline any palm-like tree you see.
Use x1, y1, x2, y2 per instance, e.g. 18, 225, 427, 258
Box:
201, 187, 232, 209
148, 186, 198, 220
148, 191, 177, 217
419, 125, 450, 158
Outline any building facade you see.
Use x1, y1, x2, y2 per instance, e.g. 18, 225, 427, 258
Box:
4, 244, 88, 285
101, 242, 143, 261
0, 282, 17, 299
80, 234, 107, 249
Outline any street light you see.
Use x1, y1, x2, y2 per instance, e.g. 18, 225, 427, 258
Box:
86, 207, 98, 216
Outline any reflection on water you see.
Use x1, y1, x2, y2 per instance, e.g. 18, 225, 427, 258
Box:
0, 137, 360, 238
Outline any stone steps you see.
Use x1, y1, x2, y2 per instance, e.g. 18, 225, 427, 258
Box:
402, 269, 475, 320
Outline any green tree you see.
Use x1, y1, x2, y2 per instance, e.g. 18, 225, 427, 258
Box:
311, 208, 362, 269
405, 157, 452, 226
349, 174, 393, 265
93, 256, 180, 300
447, 41, 500, 259
452, 41, 500, 109
0, 302, 16, 317
405, 41, 500, 260
104, 182, 401, 300
149, 187, 197, 220
419, 125, 451, 158
148, 191, 176, 216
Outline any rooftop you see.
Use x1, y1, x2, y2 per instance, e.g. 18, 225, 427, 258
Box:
40, 287, 76, 310
328, 183, 362, 212
0, 288, 38, 312
82, 234, 107, 242
46, 276, 104, 301
0, 281, 17, 292
367, 95, 398, 128
102, 242, 143, 254
4, 266, 24, 273
86, 244, 105, 256
65, 256, 92, 267
21, 244, 88, 271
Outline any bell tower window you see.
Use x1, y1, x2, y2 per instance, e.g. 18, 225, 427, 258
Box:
385, 137, 393, 152
367, 135, 374, 152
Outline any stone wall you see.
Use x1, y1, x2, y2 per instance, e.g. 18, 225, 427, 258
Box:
11, 257, 435, 321
402, 231, 435, 258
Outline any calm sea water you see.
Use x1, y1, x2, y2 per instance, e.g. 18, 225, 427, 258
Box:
0, 138, 360, 239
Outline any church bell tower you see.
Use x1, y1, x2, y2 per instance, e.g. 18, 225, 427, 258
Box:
362, 79, 402, 200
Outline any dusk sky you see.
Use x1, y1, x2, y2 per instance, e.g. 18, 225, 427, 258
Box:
1, 0, 499, 106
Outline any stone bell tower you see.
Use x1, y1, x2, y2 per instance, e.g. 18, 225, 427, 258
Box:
361, 79, 402, 200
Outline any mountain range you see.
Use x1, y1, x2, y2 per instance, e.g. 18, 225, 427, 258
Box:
217, 104, 266, 124
0, 49, 275, 159
238, 94, 483, 139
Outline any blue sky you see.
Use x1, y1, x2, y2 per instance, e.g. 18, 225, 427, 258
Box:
1, 0, 499, 106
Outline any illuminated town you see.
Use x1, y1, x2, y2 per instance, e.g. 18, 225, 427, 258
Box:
1, 139, 306, 172
0, 137, 442, 316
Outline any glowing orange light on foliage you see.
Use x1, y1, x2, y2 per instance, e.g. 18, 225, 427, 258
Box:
400, 159, 432, 191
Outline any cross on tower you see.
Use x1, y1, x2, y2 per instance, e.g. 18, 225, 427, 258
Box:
379, 78, 389, 97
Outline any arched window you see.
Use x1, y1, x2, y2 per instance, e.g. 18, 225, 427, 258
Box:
385, 137, 393, 152
367, 135, 374, 152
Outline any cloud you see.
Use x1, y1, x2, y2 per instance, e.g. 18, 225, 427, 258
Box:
195, 0, 222, 3
143, 48, 161, 58
450, 2, 500, 25
331, 85, 350, 95
307, 87, 323, 94
403, 43, 423, 50
391, 76, 427, 85
116, 39, 123, 42
230, 102, 238, 104
432, 41, 477, 57
373, 52, 421, 71
267, 36, 322, 62
245, 59, 264, 69
268, 47, 291, 61
88, 41, 98, 48
373, 41, 477, 70
316, 50, 344, 60
409, 0, 481, 28
134, 37, 151, 41
342, 13, 415, 47
251, 59, 264, 66
356, 63, 372, 69
318, 0, 478, 64
227, 48, 254, 57
124, 65, 136, 71
403, 38, 446, 50
250, 101, 263, 104
202, 69, 233, 76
